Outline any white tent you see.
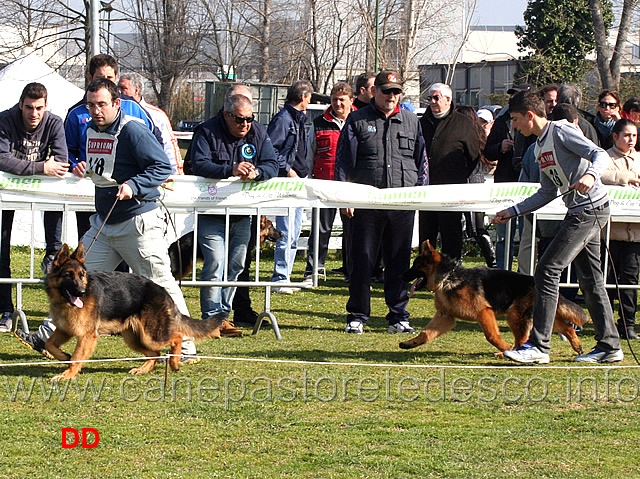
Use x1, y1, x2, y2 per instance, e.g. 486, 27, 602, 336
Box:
0, 50, 84, 119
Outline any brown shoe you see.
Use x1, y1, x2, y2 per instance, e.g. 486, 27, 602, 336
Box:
220, 320, 243, 337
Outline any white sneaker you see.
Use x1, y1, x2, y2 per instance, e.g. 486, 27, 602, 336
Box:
387, 321, 415, 334
0, 312, 12, 333
345, 321, 364, 334
574, 347, 624, 363
503, 342, 550, 364
273, 287, 301, 294
302, 277, 315, 288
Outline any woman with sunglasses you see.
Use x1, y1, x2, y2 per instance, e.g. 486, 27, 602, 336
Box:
601, 118, 640, 340
593, 89, 622, 149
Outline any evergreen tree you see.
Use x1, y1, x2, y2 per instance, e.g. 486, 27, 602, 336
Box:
515, 0, 613, 86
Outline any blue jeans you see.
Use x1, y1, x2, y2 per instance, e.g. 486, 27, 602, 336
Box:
197, 215, 250, 318
271, 208, 303, 283
530, 204, 620, 354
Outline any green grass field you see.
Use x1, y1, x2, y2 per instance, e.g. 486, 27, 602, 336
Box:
1, 247, 639, 478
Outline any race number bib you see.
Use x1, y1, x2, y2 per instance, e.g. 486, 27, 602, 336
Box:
535, 122, 570, 193
86, 130, 119, 187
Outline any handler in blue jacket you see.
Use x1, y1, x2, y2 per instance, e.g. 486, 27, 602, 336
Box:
81, 77, 202, 360
191, 93, 278, 321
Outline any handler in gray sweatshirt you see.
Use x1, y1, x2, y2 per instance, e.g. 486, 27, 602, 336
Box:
493, 91, 622, 365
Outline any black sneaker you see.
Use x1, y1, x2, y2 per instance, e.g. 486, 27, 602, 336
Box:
233, 310, 258, 327
14, 329, 54, 360
619, 326, 639, 340
40, 254, 56, 277
0, 311, 12, 333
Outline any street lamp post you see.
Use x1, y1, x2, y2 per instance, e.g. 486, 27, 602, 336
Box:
375, 0, 380, 72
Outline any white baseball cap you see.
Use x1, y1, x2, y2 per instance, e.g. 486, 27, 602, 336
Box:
476, 109, 494, 124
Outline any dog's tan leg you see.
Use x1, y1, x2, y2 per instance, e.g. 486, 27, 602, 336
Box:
553, 320, 584, 355
51, 332, 99, 381
45, 329, 72, 362
505, 309, 533, 351
399, 311, 456, 349
121, 330, 162, 375
477, 309, 512, 353
168, 332, 183, 372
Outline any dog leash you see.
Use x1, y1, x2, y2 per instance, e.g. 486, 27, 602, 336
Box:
84, 197, 119, 256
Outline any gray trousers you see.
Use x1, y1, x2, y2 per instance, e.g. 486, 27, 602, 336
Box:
530, 204, 620, 354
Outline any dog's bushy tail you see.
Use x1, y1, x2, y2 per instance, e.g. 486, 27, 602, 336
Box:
557, 296, 590, 327
178, 312, 230, 340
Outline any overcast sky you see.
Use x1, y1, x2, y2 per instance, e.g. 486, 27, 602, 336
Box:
473, 0, 527, 26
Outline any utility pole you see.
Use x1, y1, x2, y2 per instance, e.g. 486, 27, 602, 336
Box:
90, 0, 101, 57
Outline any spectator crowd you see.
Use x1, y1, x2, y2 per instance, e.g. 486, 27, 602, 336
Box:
1, 52, 639, 365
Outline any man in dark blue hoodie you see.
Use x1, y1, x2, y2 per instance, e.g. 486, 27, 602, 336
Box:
0, 82, 69, 333
267, 80, 313, 294
16, 79, 218, 360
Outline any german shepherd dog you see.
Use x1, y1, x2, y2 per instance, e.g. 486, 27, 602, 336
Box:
44, 243, 235, 381
399, 240, 588, 356
168, 215, 283, 280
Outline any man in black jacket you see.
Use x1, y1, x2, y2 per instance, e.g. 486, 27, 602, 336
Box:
336, 71, 427, 335
0, 83, 69, 332
419, 82, 482, 260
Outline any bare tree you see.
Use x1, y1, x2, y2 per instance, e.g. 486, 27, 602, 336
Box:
0, 0, 91, 73
198, 0, 254, 81
123, 0, 205, 118
301, 0, 362, 93
590, 0, 639, 90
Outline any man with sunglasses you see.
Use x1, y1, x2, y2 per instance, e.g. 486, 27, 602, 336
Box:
418, 83, 482, 261
336, 71, 427, 335
191, 92, 278, 322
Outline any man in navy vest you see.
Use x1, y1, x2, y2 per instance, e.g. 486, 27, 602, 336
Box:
335, 71, 428, 335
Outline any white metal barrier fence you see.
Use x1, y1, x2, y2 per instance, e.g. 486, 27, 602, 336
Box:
2, 174, 640, 340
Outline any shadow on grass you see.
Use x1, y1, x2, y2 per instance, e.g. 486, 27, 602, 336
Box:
220, 347, 505, 365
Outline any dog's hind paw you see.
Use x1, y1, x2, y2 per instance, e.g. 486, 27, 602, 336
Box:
399, 340, 418, 349
51, 371, 76, 382
494, 351, 505, 358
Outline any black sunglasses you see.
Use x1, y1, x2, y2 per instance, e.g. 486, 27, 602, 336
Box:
599, 101, 618, 109
427, 95, 443, 102
381, 88, 402, 95
226, 112, 255, 124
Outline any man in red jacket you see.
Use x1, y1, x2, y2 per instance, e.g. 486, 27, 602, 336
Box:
303, 82, 355, 285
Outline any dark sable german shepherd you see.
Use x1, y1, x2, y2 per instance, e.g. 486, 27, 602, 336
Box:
399, 240, 588, 356
168, 215, 283, 280
45, 243, 235, 381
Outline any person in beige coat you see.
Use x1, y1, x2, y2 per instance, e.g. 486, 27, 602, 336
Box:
603, 118, 640, 339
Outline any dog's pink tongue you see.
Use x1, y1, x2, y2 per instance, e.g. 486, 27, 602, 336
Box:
71, 296, 84, 308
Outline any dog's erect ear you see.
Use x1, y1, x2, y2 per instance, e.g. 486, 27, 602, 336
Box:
71, 242, 86, 263
52, 244, 70, 271
421, 240, 430, 255
423, 239, 440, 262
